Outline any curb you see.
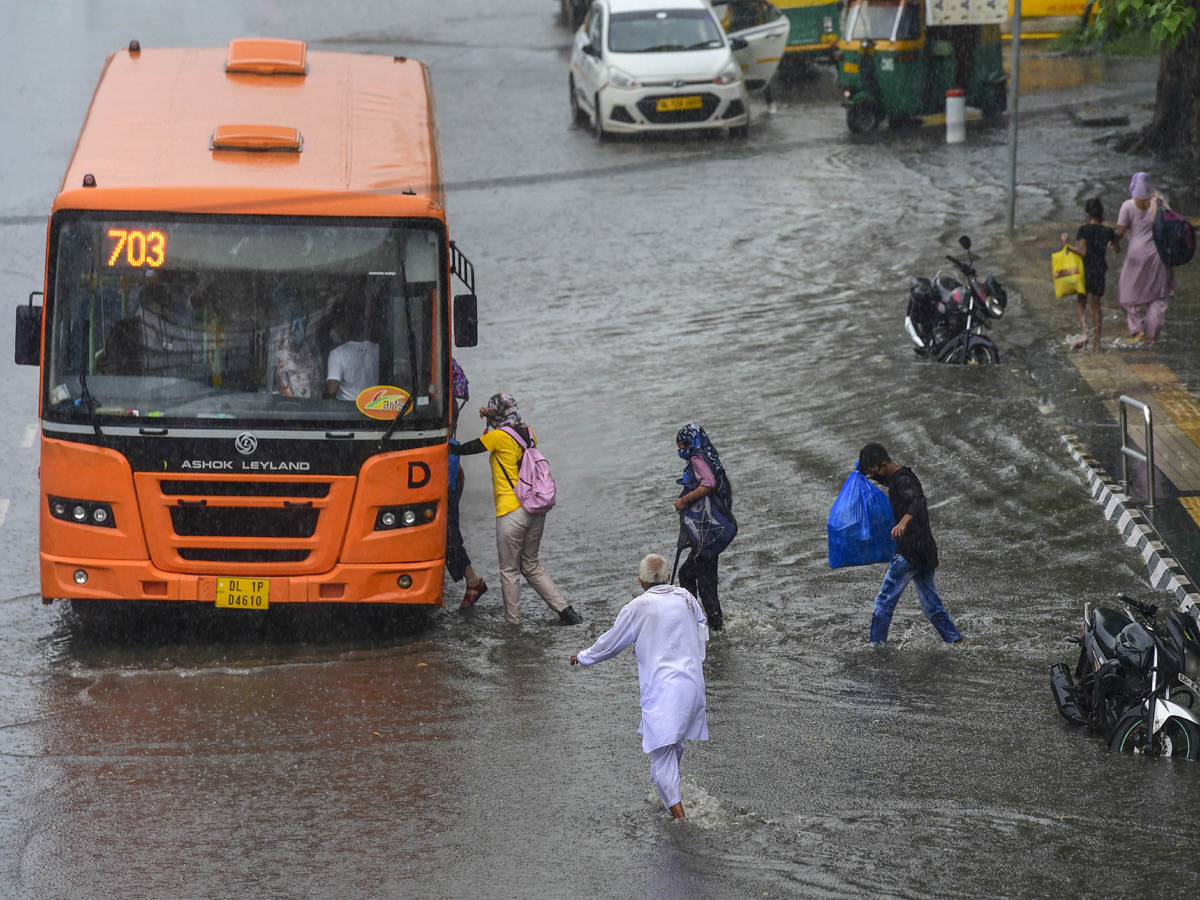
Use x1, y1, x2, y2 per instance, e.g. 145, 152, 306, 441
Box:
1062, 432, 1200, 614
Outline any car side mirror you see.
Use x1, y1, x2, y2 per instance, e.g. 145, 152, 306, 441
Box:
582, 42, 600, 58
453, 294, 478, 348
730, 36, 749, 50
959, 235, 972, 251
14, 294, 42, 366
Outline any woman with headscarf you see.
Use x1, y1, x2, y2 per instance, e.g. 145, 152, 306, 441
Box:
673, 424, 736, 632
452, 392, 582, 626
1116, 172, 1174, 346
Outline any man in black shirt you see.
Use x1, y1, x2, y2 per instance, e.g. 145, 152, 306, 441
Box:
859, 443, 962, 646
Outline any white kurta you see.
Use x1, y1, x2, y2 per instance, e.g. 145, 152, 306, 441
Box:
577, 584, 709, 753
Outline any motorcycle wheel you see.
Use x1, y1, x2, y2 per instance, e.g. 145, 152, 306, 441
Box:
1109, 710, 1200, 759
936, 337, 998, 365
964, 341, 999, 365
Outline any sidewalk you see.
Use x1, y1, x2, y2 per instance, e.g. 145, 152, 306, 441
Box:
1007, 183, 1200, 604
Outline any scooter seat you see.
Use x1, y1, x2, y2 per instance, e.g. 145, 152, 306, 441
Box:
1092, 606, 1133, 659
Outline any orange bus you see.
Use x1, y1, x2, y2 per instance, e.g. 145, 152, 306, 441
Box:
14, 38, 478, 613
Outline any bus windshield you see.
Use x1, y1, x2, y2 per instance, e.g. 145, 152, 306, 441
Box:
45, 214, 446, 431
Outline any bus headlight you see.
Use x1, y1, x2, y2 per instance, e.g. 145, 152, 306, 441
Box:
49, 496, 116, 529
374, 502, 438, 531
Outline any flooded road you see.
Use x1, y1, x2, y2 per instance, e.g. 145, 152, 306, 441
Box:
1, 2, 1197, 898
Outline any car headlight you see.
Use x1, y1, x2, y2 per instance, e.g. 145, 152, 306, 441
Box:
609, 67, 640, 89
714, 62, 742, 85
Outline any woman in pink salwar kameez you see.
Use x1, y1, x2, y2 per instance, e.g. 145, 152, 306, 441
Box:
1116, 172, 1174, 346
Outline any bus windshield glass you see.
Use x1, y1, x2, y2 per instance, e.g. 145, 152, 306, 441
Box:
45, 214, 446, 431
608, 9, 725, 53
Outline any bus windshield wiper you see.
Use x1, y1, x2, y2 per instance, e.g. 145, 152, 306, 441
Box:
380, 259, 421, 447
78, 344, 104, 438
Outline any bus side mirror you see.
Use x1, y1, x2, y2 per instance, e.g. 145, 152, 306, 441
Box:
453, 294, 478, 348
15, 295, 42, 366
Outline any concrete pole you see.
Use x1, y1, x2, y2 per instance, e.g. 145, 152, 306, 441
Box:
1006, 0, 1022, 232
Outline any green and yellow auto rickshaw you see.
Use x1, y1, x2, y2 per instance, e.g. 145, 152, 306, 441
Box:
837, 0, 1007, 132
774, 0, 842, 63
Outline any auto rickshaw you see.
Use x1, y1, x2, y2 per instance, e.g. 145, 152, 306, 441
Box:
837, 0, 1007, 132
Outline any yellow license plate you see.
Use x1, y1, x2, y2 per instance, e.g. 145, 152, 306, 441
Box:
216, 576, 270, 610
843, 62, 859, 74
657, 96, 703, 112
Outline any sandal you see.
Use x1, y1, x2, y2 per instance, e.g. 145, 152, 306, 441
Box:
459, 579, 488, 610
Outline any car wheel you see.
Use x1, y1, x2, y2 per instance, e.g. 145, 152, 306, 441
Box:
592, 93, 607, 141
569, 77, 587, 128
846, 99, 880, 134
729, 124, 749, 139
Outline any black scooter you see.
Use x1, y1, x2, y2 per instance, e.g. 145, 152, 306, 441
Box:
1051, 595, 1200, 758
904, 235, 1008, 364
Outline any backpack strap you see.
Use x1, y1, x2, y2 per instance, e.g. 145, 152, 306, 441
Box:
498, 426, 528, 492
500, 425, 532, 449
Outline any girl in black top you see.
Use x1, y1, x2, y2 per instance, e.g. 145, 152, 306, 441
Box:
1061, 196, 1121, 350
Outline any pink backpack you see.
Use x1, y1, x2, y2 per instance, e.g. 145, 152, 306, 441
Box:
500, 426, 557, 514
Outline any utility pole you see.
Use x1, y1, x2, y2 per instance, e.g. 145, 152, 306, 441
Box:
1006, 0, 1022, 232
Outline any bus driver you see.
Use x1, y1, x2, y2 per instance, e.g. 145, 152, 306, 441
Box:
324, 303, 380, 401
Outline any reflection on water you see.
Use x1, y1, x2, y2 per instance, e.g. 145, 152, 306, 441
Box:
1009, 53, 1107, 93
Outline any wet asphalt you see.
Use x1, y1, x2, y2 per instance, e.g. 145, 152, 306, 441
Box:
2, 2, 1199, 898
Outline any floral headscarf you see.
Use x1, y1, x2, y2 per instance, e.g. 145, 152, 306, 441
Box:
1129, 172, 1153, 200
480, 392, 522, 429
676, 423, 731, 505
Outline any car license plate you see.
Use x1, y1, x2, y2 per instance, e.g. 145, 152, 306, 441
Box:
843, 62, 859, 74
657, 96, 702, 112
216, 576, 270, 610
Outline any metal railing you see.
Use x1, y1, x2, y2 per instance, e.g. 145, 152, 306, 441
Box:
1118, 395, 1156, 509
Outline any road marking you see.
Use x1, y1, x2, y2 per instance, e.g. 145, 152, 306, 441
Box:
0, 499, 9, 529
21, 424, 36, 449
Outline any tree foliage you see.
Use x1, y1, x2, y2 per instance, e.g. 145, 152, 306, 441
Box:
1113, 0, 1197, 44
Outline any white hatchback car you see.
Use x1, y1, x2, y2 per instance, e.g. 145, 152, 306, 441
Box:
569, 0, 752, 138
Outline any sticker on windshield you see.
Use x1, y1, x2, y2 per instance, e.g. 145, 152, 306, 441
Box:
355, 385, 412, 420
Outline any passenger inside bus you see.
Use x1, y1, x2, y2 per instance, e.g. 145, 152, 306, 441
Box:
324, 299, 380, 401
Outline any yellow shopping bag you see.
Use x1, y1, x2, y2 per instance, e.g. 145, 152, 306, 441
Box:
1052, 245, 1086, 298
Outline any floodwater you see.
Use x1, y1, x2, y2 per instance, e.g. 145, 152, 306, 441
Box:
1, 2, 1197, 898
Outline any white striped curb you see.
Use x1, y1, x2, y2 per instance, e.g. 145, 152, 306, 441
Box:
1062, 432, 1200, 615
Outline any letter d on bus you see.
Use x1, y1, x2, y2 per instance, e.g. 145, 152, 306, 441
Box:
408, 462, 431, 488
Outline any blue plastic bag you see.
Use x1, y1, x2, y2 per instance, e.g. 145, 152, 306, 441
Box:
827, 465, 896, 569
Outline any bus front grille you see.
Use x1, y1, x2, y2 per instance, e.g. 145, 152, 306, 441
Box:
178, 548, 311, 563
160, 480, 331, 498
170, 506, 320, 538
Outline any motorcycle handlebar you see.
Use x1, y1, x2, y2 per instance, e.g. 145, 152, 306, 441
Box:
945, 255, 977, 278
1121, 595, 1159, 618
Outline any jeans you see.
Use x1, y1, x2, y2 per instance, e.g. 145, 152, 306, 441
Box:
870, 554, 960, 644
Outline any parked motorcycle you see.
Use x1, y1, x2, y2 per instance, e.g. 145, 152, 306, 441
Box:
904, 235, 1008, 364
1050, 595, 1200, 759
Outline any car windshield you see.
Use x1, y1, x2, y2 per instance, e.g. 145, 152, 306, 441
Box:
608, 9, 725, 52
847, 1, 903, 40
45, 213, 446, 431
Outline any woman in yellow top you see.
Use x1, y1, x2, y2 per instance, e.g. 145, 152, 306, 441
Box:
452, 393, 583, 626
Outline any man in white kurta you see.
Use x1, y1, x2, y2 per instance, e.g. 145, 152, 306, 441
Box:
570, 554, 709, 820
